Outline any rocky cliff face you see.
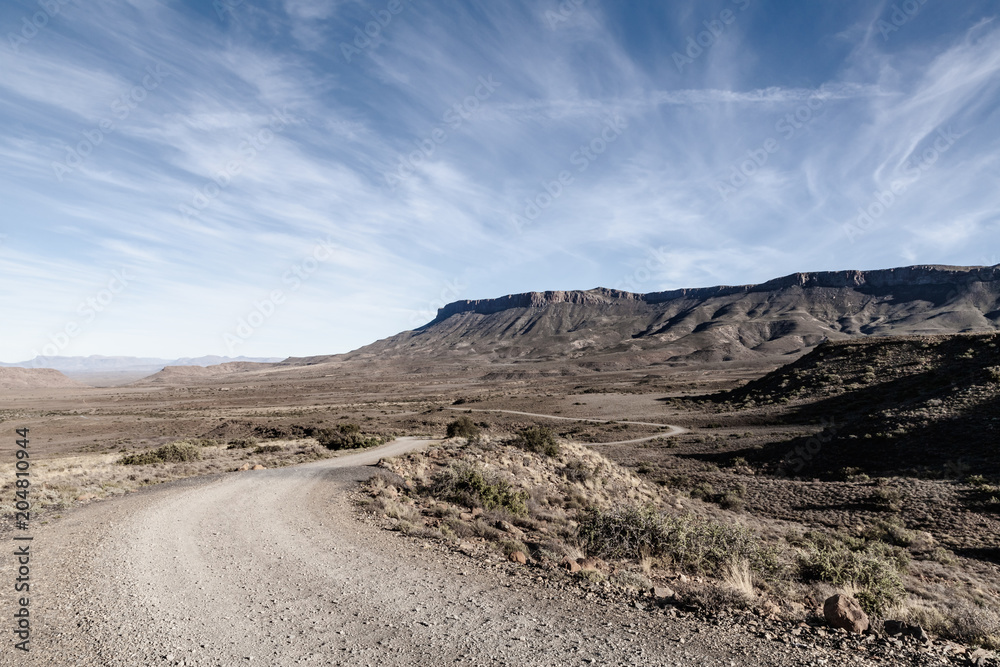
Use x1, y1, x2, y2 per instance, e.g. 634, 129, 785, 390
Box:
338, 264, 1000, 366
433, 265, 1000, 322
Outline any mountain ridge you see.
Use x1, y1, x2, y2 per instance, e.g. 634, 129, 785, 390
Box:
430, 264, 1000, 322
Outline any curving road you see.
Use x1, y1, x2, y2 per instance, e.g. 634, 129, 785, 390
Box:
5, 436, 818, 666
445, 407, 688, 445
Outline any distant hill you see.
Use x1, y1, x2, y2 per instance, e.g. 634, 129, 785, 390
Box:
0, 367, 84, 391
0, 355, 285, 376
286, 264, 1000, 368
698, 332, 1000, 478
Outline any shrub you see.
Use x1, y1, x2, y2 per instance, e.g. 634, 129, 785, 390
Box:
446, 416, 481, 439
431, 463, 527, 515
316, 424, 385, 450
577, 505, 779, 578
798, 534, 907, 617
253, 444, 282, 454
512, 426, 560, 457
227, 437, 258, 449
119, 441, 201, 465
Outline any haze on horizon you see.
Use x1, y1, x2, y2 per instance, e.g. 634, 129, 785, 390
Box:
2, 0, 999, 361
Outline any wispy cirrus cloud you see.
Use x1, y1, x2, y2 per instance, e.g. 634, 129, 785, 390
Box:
1, 0, 998, 359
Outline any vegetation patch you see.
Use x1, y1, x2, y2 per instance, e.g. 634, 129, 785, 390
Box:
119, 441, 202, 465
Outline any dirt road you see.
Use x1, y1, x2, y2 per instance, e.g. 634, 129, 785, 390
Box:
445, 406, 688, 445
4, 437, 848, 666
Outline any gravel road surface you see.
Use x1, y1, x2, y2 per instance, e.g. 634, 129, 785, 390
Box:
2, 437, 908, 666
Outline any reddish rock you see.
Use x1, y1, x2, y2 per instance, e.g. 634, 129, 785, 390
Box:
823, 594, 869, 634
560, 558, 581, 573
508, 551, 527, 564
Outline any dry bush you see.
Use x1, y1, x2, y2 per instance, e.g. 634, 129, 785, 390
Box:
446, 416, 481, 439
578, 505, 780, 578
119, 441, 201, 465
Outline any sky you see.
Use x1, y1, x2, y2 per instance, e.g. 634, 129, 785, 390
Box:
1, 0, 999, 360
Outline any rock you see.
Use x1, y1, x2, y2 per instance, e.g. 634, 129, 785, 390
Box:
472, 507, 484, 518
576, 557, 603, 572
782, 600, 806, 617
761, 600, 781, 617
238, 463, 251, 471
823, 594, 869, 634
495, 520, 517, 533
884, 620, 929, 643
76, 494, 96, 502
508, 551, 527, 564
652, 586, 675, 600
969, 648, 993, 666
459, 512, 474, 521
252, 464, 266, 470
559, 557, 581, 573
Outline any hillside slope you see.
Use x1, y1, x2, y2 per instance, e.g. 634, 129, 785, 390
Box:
302, 264, 1000, 367
704, 332, 1000, 478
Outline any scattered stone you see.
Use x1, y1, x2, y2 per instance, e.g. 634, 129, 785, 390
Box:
576, 557, 602, 572
508, 551, 527, 564
459, 512, 474, 521
823, 594, 869, 634
237, 463, 251, 471
559, 557, 581, 573
884, 620, 929, 643
651, 586, 675, 601
251, 464, 266, 470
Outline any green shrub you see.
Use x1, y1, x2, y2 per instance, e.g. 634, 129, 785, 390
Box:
431, 463, 527, 515
119, 441, 202, 465
798, 533, 908, 617
512, 426, 560, 457
446, 416, 481, 439
577, 505, 779, 578
316, 423, 385, 450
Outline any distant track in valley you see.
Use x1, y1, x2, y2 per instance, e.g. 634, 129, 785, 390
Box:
444, 407, 687, 445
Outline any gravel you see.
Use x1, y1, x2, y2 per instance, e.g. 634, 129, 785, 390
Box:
2, 437, 992, 666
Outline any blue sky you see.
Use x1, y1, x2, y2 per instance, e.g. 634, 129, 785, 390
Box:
2, 0, 999, 360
